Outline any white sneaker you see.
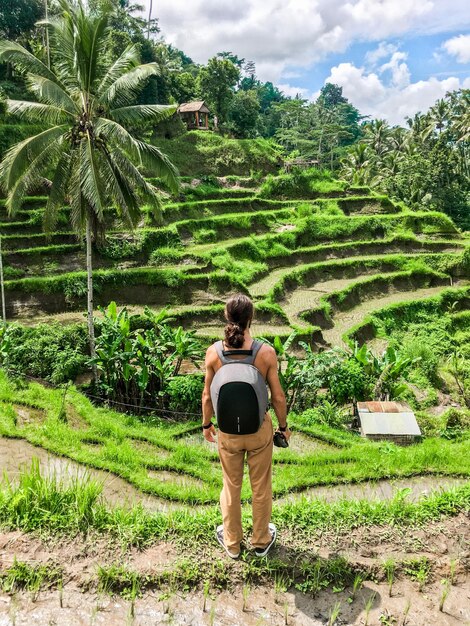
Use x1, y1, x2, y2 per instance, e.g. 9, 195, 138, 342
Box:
254, 523, 277, 557
216, 524, 240, 559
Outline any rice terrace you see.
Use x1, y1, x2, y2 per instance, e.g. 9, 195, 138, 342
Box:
0, 0, 469, 624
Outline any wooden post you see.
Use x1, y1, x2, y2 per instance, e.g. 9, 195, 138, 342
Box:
0, 236, 6, 325
195, 111, 199, 128
205, 113, 208, 129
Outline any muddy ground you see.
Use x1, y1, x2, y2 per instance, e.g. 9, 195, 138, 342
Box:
0, 511, 468, 625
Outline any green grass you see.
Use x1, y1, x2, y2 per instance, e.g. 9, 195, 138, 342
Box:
152, 132, 283, 177
0, 371, 468, 506
1, 557, 62, 595
345, 285, 470, 346
0, 455, 468, 548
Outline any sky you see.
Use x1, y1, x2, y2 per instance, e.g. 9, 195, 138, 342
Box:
140, 0, 470, 125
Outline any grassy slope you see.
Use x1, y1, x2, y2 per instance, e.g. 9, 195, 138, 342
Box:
152, 131, 283, 177
0, 371, 468, 505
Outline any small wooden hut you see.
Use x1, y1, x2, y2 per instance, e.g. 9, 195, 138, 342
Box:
357, 401, 421, 445
284, 158, 320, 172
177, 101, 210, 130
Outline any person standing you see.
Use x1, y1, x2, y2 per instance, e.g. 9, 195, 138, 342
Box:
202, 294, 290, 559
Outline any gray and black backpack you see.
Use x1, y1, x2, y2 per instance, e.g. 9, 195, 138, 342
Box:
210, 340, 269, 435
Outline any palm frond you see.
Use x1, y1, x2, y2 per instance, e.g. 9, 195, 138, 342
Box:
6, 139, 65, 216
96, 44, 140, 100
100, 149, 141, 228
95, 117, 141, 162
79, 137, 105, 223
0, 40, 59, 84
111, 103, 177, 125
95, 117, 179, 193
100, 64, 159, 108
44, 149, 74, 233
0, 126, 69, 194
6, 100, 74, 125
85, 11, 110, 94
26, 75, 78, 113
108, 148, 162, 219
135, 141, 180, 194
39, 15, 79, 92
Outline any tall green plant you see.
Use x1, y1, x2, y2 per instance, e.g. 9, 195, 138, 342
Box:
91, 302, 203, 412
0, 0, 179, 380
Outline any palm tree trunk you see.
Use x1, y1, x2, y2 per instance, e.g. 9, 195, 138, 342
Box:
147, 0, 153, 39
0, 236, 6, 325
86, 217, 98, 383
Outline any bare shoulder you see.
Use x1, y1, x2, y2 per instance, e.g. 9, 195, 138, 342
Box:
205, 343, 218, 365
258, 342, 277, 364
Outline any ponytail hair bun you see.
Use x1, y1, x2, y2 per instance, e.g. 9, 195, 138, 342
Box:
224, 321, 245, 348
224, 294, 254, 348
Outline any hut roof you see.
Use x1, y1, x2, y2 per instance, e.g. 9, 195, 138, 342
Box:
178, 101, 210, 114
357, 401, 421, 436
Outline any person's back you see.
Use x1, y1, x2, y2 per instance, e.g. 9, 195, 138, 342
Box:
201, 294, 291, 559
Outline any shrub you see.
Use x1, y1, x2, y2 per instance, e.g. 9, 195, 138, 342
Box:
327, 358, 373, 404
193, 228, 217, 244
167, 375, 204, 415
90, 303, 204, 413
0, 323, 88, 383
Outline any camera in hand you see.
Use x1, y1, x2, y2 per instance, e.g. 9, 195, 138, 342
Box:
273, 430, 289, 448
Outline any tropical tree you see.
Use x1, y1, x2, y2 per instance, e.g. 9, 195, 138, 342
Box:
197, 56, 240, 123
0, 0, 179, 380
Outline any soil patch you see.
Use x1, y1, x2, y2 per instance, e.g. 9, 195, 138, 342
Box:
280, 475, 469, 505
0, 437, 178, 513
147, 469, 204, 488
0, 513, 468, 625
14, 405, 46, 428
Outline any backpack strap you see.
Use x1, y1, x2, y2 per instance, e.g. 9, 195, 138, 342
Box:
215, 339, 263, 366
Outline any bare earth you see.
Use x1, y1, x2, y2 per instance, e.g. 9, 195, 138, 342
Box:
0, 512, 468, 625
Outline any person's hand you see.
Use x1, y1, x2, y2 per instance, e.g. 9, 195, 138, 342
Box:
283, 427, 292, 442
203, 424, 217, 443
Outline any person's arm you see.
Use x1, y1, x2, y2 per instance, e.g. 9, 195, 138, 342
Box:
202, 347, 217, 443
265, 347, 291, 440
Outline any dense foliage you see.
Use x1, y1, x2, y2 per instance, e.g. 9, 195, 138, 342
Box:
1, 1, 468, 225
341, 92, 470, 229
91, 302, 203, 413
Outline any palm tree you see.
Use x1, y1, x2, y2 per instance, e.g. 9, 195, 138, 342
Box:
340, 143, 372, 185
429, 98, 448, 135
363, 119, 391, 158
0, 0, 179, 381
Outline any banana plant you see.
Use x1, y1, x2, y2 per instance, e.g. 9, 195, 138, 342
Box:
89, 301, 204, 412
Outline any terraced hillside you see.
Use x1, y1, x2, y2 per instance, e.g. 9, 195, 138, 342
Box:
1, 170, 469, 349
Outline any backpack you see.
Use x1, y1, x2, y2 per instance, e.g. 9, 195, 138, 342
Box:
210, 340, 269, 435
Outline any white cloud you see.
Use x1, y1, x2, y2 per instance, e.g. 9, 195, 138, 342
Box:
143, 0, 470, 83
379, 51, 410, 88
277, 83, 311, 99
324, 60, 463, 125
442, 34, 470, 64
365, 42, 398, 66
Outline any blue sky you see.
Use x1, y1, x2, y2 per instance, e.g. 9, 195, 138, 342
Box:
286, 32, 470, 91
141, 0, 470, 125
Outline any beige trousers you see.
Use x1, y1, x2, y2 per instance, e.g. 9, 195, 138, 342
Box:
217, 413, 274, 552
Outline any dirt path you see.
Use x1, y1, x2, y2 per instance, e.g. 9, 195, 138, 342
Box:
283, 277, 360, 325
249, 267, 296, 297
322, 285, 459, 347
